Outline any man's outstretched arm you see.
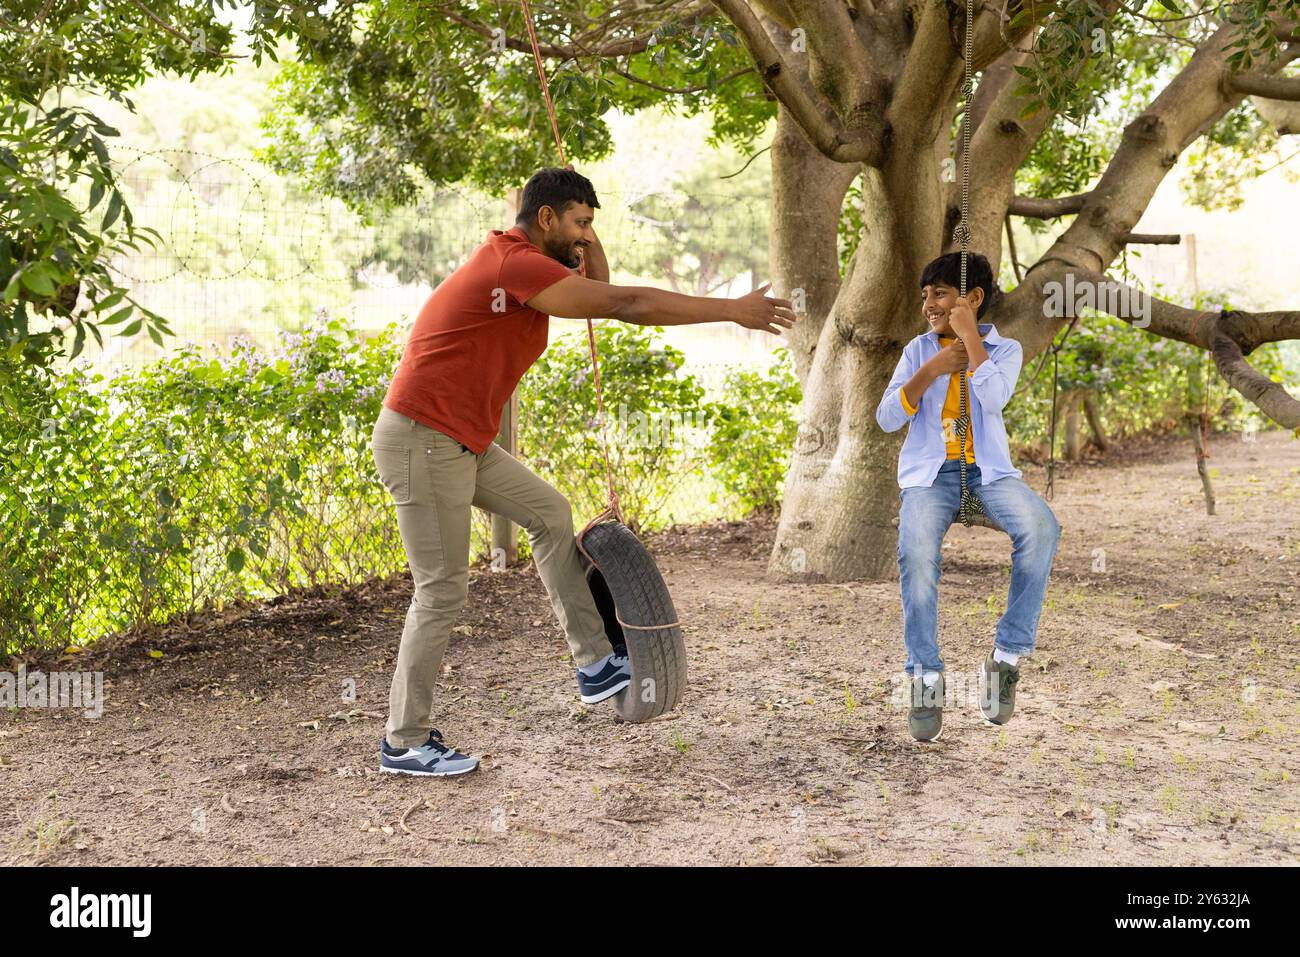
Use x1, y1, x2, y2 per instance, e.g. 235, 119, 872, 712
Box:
528, 275, 797, 336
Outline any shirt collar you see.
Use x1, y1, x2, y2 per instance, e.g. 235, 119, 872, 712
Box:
491, 225, 533, 244
927, 322, 1003, 346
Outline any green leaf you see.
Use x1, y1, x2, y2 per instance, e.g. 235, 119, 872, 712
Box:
119, 318, 143, 337
20, 264, 57, 297
102, 191, 122, 231
227, 548, 246, 573
95, 290, 126, 313
89, 135, 109, 167
88, 179, 105, 211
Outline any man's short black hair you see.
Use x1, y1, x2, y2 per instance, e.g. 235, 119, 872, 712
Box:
516, 167, 600, 227
919, 251, 1002, 319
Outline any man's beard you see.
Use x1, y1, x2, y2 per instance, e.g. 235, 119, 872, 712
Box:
547, 238, 580, 269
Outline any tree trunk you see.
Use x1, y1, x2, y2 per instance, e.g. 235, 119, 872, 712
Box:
769, 339, 908, 582
767, 92, 946, 582
1083, 392, 1109, 452
1064, 390, 1083, 462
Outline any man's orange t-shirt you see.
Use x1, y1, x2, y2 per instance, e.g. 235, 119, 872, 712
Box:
383, 225, 575, 454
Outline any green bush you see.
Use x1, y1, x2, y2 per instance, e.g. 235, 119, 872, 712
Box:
0, 316, 409, 654
518, 322, 711, 534
704, 348, 801, 514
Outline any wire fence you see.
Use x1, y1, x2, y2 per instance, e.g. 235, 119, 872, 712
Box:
70, 147, 776, 371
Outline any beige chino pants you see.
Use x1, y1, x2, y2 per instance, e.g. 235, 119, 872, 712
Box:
371, 406, 611, 748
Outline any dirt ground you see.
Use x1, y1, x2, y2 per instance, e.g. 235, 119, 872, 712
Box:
3, 430, 1298, 866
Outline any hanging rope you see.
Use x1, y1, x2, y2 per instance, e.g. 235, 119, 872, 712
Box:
1045, 313, 1080, 500
518, 0, 625, 532
952, 0, 988, 528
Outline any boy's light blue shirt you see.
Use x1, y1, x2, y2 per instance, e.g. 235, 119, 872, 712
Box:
875, 322, 1024, 489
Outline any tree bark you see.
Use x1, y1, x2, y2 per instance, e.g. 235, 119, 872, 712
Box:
768, 99, 862, 384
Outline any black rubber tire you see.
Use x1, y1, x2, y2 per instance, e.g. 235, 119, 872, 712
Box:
577, 521, 686, 722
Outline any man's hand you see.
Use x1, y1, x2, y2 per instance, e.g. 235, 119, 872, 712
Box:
577, 228, 609, 282
928, 338, 969, 375
729, 283, 797, 335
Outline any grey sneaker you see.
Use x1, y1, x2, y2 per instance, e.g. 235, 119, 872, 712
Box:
907, 672, 945, 742
379, 729, 480, 777
979, 654, 1021, 725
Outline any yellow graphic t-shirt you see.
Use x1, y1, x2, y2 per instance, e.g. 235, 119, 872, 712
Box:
898, 335, 975, 463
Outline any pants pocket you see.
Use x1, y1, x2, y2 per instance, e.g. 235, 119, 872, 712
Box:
372, 444, 412, 505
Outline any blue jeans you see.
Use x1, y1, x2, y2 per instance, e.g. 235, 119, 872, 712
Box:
896, 460, 1061, 674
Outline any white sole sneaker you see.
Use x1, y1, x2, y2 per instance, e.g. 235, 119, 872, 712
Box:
579, 677, 630, 704
379, 761, 479, 777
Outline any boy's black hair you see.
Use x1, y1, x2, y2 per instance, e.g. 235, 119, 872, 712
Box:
919, 251, 1002, 319
515, 168, 601, 227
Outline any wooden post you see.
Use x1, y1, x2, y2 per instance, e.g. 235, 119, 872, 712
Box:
1186, 232, 1215, 516
490, 188, 524, 565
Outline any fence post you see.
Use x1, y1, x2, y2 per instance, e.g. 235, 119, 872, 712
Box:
490, 188, 523, 566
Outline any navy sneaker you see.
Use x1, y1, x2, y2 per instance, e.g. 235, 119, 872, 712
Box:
379, 729, 480, 777
576, 645, 631, 704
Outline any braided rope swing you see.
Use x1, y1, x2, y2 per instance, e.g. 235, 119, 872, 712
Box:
952, 0, 990, 529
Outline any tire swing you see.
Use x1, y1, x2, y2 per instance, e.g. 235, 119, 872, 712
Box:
520, 0, 687, 722
577, 514, 687, 723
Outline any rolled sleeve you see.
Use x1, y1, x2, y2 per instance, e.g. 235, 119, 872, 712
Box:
876, 341, 920, 433
970, 338, 1022, 412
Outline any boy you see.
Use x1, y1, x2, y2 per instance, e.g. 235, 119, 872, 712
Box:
874, 252, 1061, 742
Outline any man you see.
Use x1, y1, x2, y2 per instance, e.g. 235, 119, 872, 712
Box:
371, 166, 796, 776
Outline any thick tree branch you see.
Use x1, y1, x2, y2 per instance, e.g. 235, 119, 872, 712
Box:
1227, 71, 1300, 100
1008, 192, 1091, 218
1040, 24, 1300, 279
1012, 265, 1300, 429
784, 0, 882, 122
947, 2, 1124, 267
965, 41, 1022, 138
889, 0, 964, 138
769, 106, 864, 383
710, 0, 884, 162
